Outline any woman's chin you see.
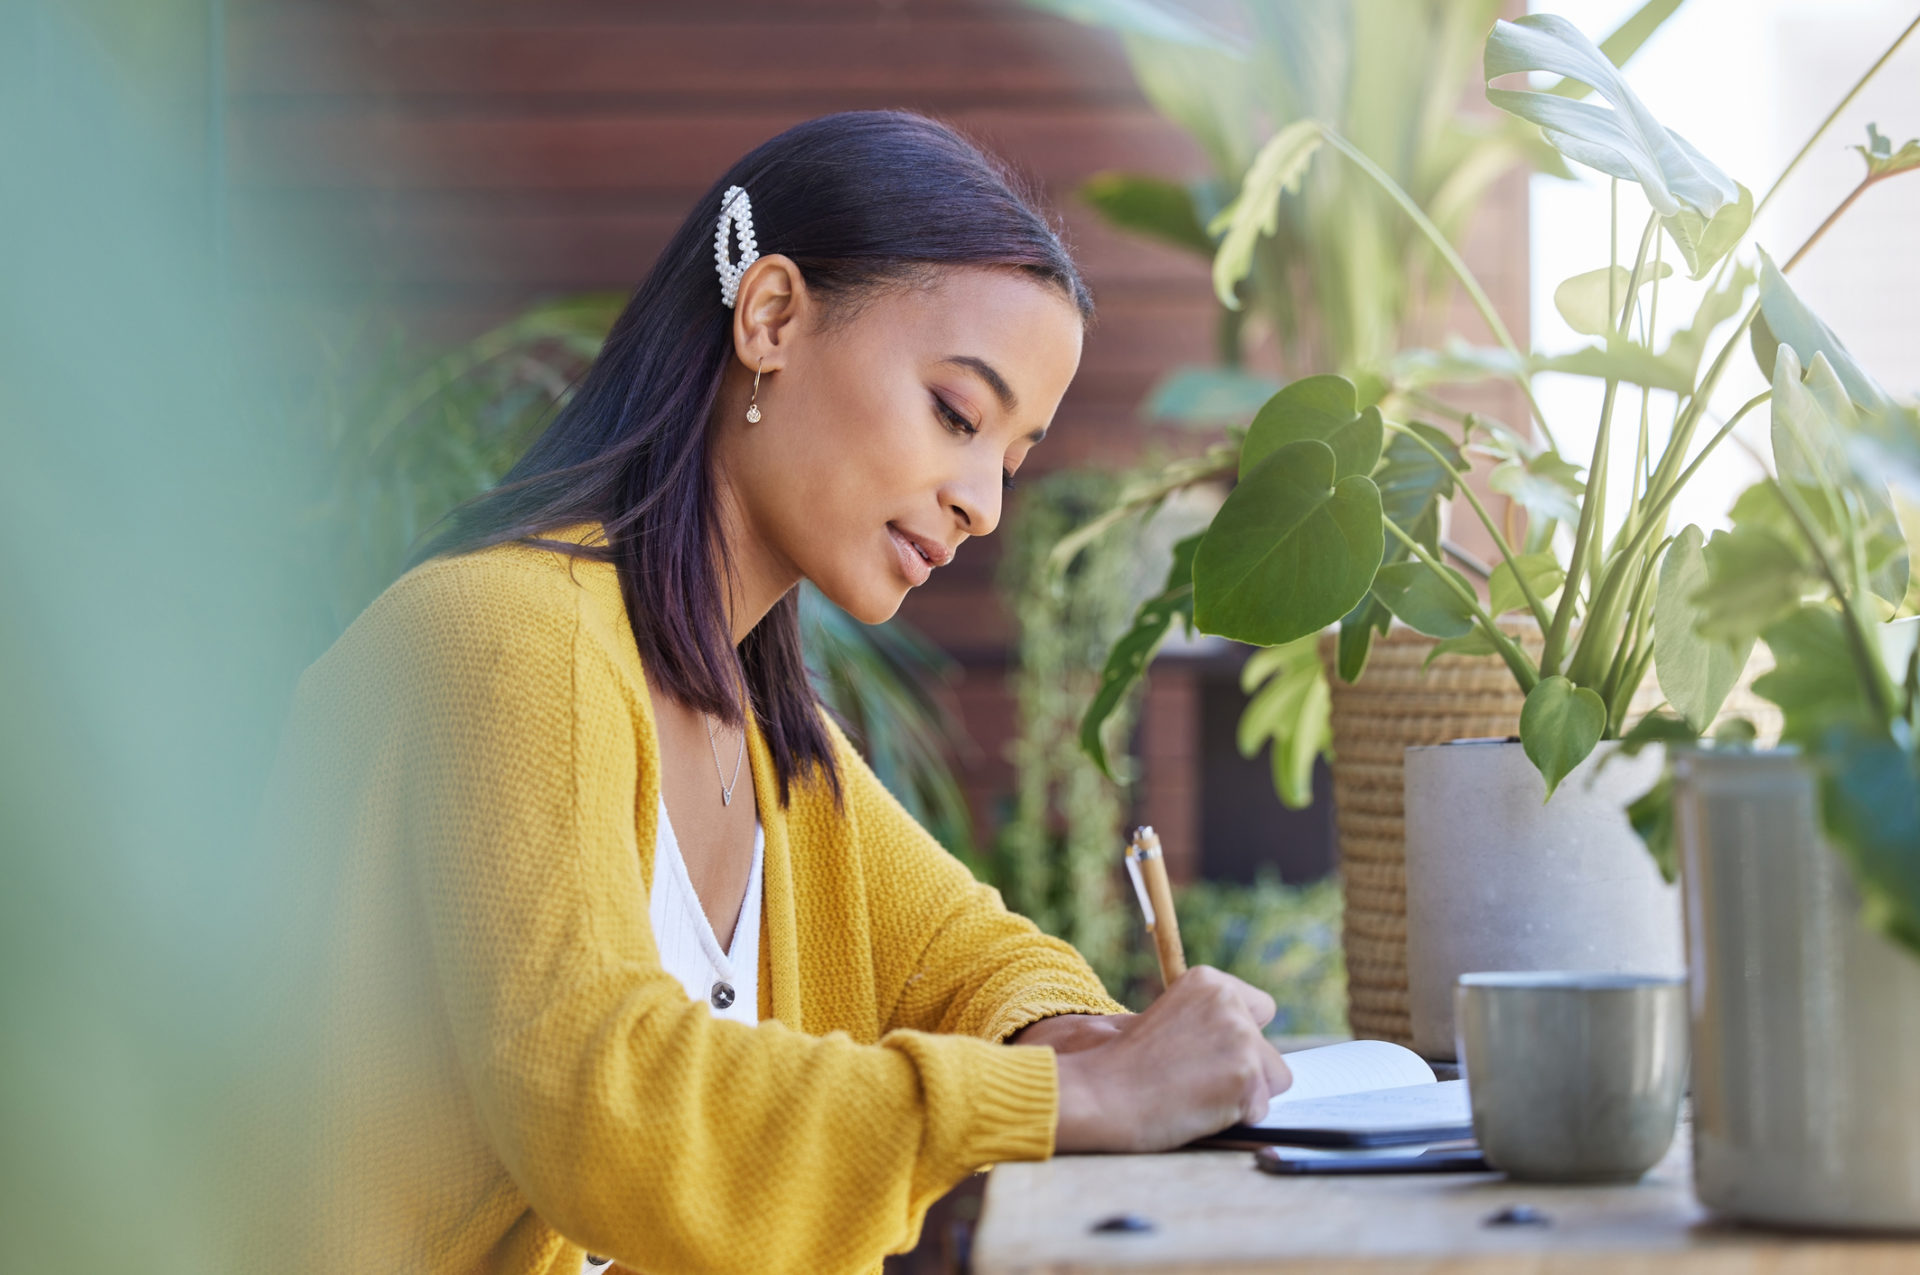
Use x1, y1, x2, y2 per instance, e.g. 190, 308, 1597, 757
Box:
811, 578, 906, 626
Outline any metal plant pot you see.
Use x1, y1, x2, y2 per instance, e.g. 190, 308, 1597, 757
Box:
1672, 749, 1920, 1231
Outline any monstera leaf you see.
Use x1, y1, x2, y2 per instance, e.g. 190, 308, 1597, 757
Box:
1485, 14, 1738, 220
1240, 374, 1383, 479
1192, 438, 1383, 647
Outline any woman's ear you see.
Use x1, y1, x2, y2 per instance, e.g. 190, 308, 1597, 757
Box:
732, 253, 805, 373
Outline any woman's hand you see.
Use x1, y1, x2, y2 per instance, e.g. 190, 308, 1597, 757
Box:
1008, 1012, 1131, 1055
1045, 966, 1292, 1153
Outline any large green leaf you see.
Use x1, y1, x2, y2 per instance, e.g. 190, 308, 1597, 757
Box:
1766, 347, 1911, 605
1489, 550, 1564, 617
1520, 675, 1608, 800
1856, 122, 1920, 180
1241, 374, 1383, 480
1654, 524, 1753, 731
1755, 250, 1891, 413
1663, 182, 1753, 280
1754, 605, 1881, 748
1484, 14, 1738, 219
1552, 262, 1674, 336
1208, 119, 1325, 309
1376, 421, 1463, 528
1079, 171, 1217, 257
1815, 724, 1920, 957
1370, 560, 1477, 639
1694, 522, 1812, 643
1142, 365, 1284, 424
1079, 531, 1202, 779
1236, 636, 1332, 810
1192, 438, 1384, 647
1534, 339, 1694, 393
1547, 0, 1687, 97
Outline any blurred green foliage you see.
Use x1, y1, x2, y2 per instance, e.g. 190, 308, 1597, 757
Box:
990, 471, 1147, 991
1154, 873, 1348, 1032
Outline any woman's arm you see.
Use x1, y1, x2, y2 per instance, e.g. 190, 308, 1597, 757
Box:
366, 560, 1061, 1273
823, 720, 1130, 1043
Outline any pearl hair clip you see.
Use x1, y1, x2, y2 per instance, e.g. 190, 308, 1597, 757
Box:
714, 185, 760, 309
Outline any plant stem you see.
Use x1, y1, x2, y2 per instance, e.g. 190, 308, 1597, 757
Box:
1383, 518, 1539, 690
1585, 390, 1774, 651
1381, 419, 1552, 631
1318, 126, 1558, 452
1784, 175, 1879, 273
1754, 12, 1920, 222
1704, 11, 1920, 298
1544, 211, 1660, 677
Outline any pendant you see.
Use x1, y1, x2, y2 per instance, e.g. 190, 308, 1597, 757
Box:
722, 788, 734, 807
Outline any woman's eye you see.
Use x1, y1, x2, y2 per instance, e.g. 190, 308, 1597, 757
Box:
933, 395, 978, 437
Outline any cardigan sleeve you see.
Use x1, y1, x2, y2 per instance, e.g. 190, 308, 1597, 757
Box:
826, 722, 1130, 1043
374, 559, 1060, 1273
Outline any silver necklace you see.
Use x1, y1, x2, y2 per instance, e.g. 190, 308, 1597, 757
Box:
704, 714, 746, 806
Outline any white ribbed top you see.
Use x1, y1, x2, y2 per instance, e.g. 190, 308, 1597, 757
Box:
647, 793, 763, 1026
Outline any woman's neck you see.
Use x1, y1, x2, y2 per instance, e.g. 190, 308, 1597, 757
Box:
710, 469, 801, 646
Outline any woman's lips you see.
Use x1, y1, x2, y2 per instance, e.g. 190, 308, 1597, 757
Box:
887, 523, 936, 587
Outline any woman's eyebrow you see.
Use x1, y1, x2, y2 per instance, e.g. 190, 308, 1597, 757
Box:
941, 355, 1019, 414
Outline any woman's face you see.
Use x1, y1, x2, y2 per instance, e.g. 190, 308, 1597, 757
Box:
713, 263, 1085, 625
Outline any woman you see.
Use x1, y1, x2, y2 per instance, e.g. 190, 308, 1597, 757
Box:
272, 110, 1290, 1275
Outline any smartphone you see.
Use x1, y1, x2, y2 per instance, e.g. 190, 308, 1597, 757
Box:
1254, 1144, 1489, 1175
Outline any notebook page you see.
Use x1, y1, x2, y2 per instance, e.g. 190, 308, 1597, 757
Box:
1271, 1039, 1436, 1105
1253, 1079, 1470, 1133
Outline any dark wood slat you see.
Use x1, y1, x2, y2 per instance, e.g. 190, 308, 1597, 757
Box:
228, 14, 1136, 102
227, 107, 1207, 194
229, 196, 1211, 293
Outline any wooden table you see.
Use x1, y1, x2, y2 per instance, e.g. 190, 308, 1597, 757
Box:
972, 1131, 1920, 1273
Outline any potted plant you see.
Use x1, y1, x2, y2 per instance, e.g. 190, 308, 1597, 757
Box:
1615, 220, 1920, 1225
1082, 12, 1918, 1057
1049, 0, 1689, 1043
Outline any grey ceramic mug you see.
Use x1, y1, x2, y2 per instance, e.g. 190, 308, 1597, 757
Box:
1456, 972, 1688, 1182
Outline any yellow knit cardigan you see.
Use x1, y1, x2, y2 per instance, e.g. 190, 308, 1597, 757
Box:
263, 527, 1125, 1275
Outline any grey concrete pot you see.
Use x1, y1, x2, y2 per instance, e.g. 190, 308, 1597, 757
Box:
1672, 749, 1920, 1230
1402, 739, 1683, 1060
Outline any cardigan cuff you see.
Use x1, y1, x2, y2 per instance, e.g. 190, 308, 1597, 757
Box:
954, 1041, 1059, 1166
985, 990, 1132, 1044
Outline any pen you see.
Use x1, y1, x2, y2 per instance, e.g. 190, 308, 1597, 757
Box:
1124, 826, 1187, 989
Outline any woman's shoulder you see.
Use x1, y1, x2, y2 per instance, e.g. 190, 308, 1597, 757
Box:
313, 523, 635, 690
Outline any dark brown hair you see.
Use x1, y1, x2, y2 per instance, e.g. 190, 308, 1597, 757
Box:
414, 111, 1092, 802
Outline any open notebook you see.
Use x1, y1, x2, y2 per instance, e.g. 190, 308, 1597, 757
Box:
1195, 1039, 1472, 1149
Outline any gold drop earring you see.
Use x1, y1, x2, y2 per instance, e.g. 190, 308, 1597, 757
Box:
745, 358, 764, 423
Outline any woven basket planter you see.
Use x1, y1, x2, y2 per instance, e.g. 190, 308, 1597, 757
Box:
1320, 623, 1782, 1046
1319, 625, 1540, 1045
